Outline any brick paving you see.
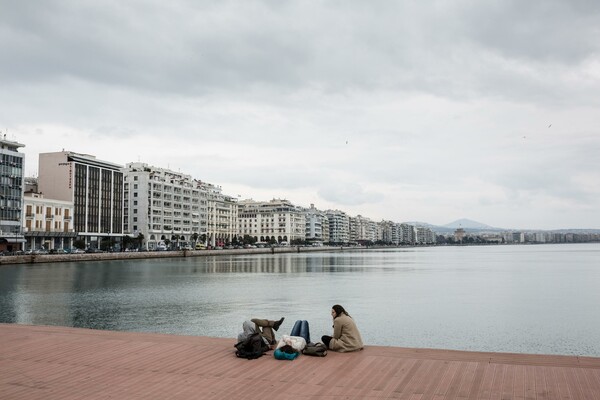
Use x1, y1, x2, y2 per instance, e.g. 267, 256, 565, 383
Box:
1, 323, 599, 399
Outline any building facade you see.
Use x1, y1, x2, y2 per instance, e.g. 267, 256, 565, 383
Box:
202, 182, 237, 247
325, 209, 350, 244
23, 191, 76, 251
304, 204, 329, 244
38, 151, 124, 249
349, 215, 377, 243
0, 136, 26, 252
238, 199, 305, 244
122, 162, 208, 250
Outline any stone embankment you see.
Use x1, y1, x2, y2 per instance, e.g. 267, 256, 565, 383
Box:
0, 246, 352, 266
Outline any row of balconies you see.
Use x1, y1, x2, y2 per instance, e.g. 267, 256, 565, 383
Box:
25, 213, 72, 220
23, 227, 74, 233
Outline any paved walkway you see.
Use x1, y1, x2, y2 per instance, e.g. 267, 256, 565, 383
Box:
1, 324, 599, 399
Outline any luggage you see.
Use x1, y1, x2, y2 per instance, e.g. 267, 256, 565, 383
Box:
302, 342, 328, 357
234, 332, 270, 360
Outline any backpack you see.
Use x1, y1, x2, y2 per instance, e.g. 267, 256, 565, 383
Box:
234, 332, 269, 360
302, 342, 327, 357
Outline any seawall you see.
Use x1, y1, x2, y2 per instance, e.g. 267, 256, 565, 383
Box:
0, 245, 360, 266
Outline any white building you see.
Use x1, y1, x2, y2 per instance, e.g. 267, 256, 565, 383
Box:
349, 215, 377, 243
122, 162, 210, 250
379, 220, 398, 244
304, 204, 329, 244
38, 151, 124, 249
203, 182, 238, 247
415, 226, 436, 244
325, 209, 350, 244
238, 198, 305, 244
400, 223, 415, 244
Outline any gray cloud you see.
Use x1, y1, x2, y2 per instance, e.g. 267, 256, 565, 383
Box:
1, 0, 599, 229
318, 181, 383, 207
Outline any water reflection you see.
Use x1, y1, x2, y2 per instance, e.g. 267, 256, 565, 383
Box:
1, 245, 599, 356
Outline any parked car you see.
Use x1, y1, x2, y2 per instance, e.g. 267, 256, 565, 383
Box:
195, 243, 206, 250
85, 248, 105, 253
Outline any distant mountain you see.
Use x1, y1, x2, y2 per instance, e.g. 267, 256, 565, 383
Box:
443, 218, 500, 230
402, 219, 504, 234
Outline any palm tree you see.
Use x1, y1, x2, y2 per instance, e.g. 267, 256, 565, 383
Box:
136, 233, 145, 250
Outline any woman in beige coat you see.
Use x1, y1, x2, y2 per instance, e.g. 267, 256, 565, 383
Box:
321, 304, 363, 352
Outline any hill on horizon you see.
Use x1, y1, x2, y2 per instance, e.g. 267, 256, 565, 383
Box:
443, 218, 500, 230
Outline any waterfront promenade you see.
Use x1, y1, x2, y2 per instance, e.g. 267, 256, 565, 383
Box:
0, 246, 349, 266
1, 324, 599, 399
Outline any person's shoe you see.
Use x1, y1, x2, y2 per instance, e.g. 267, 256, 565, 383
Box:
273, 317, 284, 331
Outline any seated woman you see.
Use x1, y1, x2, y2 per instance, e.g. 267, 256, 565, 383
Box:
238, 317, 284, 347
321, 304, 363, 352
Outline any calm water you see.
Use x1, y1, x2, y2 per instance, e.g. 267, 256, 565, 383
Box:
1, 243, 599, 356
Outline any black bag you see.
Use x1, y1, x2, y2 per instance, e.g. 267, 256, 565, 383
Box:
302, 342, 327, 357
234, 332, 269, 360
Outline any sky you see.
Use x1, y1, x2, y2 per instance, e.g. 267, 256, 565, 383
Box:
1, 1, 599, 230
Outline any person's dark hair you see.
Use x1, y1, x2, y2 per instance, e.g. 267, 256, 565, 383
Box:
332, 304, 350, 318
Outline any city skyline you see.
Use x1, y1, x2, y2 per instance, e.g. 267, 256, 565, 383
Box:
2, 1, 599, 230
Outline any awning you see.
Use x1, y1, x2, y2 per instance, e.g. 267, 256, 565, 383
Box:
0, 237, 27, 243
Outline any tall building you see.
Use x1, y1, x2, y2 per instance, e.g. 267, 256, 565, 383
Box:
304, 204, 329, 244
203, 182, 237, 247
122, 162, 208, 250
400, 223, 415, 244
0, 136, 26, 252
38, 151, 124, 249
238, 198, 305, 244
325, 209, 350, 244
349, 214, 377, 243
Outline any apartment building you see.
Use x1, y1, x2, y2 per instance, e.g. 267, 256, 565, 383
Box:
415, 226, 436, 244
202, 182, 237, 247
38, 151, 124, 249
379, 220, 398, 244
0, 136, 26, 252
304, 204, 329, 244
349, 214, 378, 243
400, 223, 415, 244
122, 162, 210, 250
238, 198, 305, 244
23, 191, 76, 251
325, 209, 350, 244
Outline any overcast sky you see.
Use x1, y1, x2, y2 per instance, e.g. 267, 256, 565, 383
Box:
2, 1, 599, 230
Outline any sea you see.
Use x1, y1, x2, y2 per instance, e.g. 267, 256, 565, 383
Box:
1, 243, 599, 356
